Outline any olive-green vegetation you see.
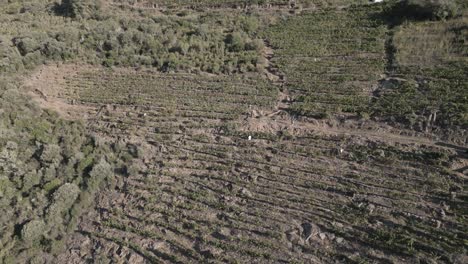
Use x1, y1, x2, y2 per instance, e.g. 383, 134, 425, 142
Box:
397, 0, 462, 20
1, 0, 265, 74
0, 74, 145, 262
54, 0, 103, 19
0, 79, 102, 261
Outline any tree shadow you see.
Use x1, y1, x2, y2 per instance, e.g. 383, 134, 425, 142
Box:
51, 2, 71, 17
370, 0, 461, 28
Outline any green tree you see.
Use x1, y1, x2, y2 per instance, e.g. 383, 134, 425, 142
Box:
225, 32, 247, 52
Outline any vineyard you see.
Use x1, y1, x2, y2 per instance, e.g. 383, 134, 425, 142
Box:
77, 133, 466, 263
110, 0, 369, 9
1, 0, 467, 263
372, 16, 468, 130
28, 65, 277, 135
264, 4, 388, 117
23, 64, 467, 263
264, 3, 467, 137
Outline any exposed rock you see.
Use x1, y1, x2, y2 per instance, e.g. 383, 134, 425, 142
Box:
239, 187, 252, 197
319, 233, 327, 240
301, 222, 320, 242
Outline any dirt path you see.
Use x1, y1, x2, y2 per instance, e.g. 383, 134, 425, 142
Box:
262, 39, 293, 117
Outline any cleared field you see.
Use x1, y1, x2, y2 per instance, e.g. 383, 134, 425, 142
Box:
26, 65, 468, 263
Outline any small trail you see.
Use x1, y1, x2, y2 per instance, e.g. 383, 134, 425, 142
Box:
261, 39, 292, 116
263, 39, 286, 87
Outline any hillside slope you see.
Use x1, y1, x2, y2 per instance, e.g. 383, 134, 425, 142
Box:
0, 0, 466, 263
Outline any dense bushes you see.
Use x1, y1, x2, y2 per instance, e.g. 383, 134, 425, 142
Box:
2, 2, 265, 75
84, 14, 264, 73
21, 220, 46, 242
46, 183, 80, 223
0, 73, 146, 262
8, 32, 76, 70
0, 89, 138, 261
0, 78, 124, 262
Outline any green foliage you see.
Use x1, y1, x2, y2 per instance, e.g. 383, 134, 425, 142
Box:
43, 178, 62, 194
226, 32, 247, 52
40, 144, 62, 165
1, 2, 266, 74
0, 81, 117, 261
13, 37, 41, 56
372, 66, 468, 128
87, 158, 112, 191
21, 220, 46, 242
21, 171, 41, 193
46, 183, 80, 223
110, 0, 369, 9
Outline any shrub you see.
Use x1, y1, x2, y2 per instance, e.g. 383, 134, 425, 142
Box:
46, 183, 80, 223
22, 171, 41, 193
240, 16, 259, 34
40, 144, 62, 165
41, 39, 68, 60
87, 158, 112, 191
21, 220, 46, 242
13, 38, 41, 56
225, 32, 247, 52
246, 38, 264, 52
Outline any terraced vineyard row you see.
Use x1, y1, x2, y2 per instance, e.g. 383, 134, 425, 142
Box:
111, 0, 369, 9
264, 4, 387, 116
373, 16, 468, 130
34, 67, 278, 138
74, 128, 465, 263
27, 65, 467, 263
